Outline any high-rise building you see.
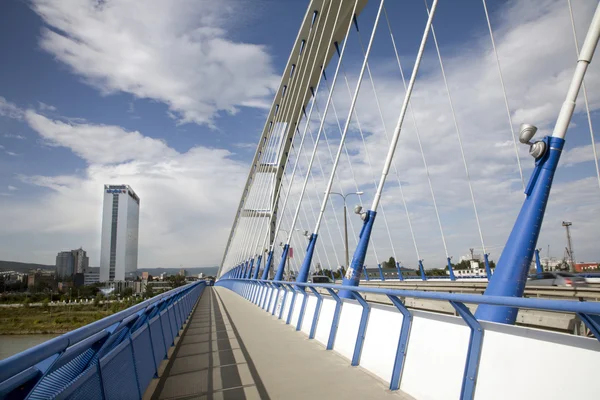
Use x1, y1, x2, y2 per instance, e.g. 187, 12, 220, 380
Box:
100, 184, 140, 282
56, 248, 90, 279
55, 251, 74, 278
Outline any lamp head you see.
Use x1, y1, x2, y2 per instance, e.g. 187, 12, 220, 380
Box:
356, 191, 364, 195
519, 124, 538, 144
354, 205, 363, 214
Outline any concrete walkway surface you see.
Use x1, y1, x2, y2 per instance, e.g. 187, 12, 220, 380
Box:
151, 287, 411, 400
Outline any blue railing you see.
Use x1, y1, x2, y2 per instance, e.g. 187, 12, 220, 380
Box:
217, 278, 600, 395
0, 281, 206, 400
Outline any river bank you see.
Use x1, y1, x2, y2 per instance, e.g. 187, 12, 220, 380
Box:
0, 303, 132, 335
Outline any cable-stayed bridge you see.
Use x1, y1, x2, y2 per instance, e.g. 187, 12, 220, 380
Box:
2, 1, 600, 399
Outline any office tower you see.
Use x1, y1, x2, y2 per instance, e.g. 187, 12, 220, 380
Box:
55, 251, 74, 279
100, 185, 140, 282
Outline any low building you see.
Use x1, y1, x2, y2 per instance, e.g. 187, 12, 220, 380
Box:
575, 262, 599, 272
27, 271, 56, 292
84, 267, 100, 285
103, 280, 144, 294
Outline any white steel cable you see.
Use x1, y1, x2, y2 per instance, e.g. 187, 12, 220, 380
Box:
371, 0, 438, 211
568, 0, 600, 190
291, 138, 340, 268
255, 4, 333, 260
267, 0, 344, 253
284, 0, 358, 246
421, 1, 488, 256
321, 76, 385, 264
481, 0, 525, 191
314, 0, 385, 234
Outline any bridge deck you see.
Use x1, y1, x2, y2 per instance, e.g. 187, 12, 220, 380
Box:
151, 287, 409, 400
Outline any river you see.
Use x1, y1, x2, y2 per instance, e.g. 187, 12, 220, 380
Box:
0, 334, 58, 360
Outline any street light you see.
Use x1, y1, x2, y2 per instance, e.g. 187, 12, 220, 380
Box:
327, 191, 364, 269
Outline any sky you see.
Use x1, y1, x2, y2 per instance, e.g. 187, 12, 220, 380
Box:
0, 0, 598, 272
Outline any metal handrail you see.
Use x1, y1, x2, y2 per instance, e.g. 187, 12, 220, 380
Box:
220, 278, 600, 318
0, 280, 204, 387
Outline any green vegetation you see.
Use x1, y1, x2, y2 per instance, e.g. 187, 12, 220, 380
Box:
0, 302, 134, 335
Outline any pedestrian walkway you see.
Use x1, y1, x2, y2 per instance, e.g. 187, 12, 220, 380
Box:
151, 287, 410, 399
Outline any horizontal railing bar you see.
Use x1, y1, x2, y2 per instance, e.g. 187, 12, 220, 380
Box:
221, 279, 600, 316
0, 281, 203, 384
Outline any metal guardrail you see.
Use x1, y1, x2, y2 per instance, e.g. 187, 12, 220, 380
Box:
0, 281, 206, 400
217, 278, 600, 395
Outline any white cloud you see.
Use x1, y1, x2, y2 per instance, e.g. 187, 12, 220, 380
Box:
4, 133, 26, 140
31, 0, 279, 126
0, 97, 24, 120
5, 151, 18, 156
0, 110, 248, 267
7, 185, 17, 191
38, 101, 57, 112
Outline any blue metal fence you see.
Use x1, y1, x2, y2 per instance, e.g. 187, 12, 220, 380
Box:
0, 281, 206, 400
217, 278, 600, 397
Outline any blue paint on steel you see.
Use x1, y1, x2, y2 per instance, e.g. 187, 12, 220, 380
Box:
274, 244, 289, 282
252, 255, 262, 280
311, 10, 318, 26
307, 287, 323, 339
419, 260, 427, 281
219, 279, 600, 316
0, 282, 205, 399
364, 268, 370, 281
451, 301, 484, 400
350, 292, 370, 366
476, 137, 565, 324
483, 253, 492, 280
396, 262, 404, 281
286, 288, 299, 325
447, 257, 456, 281
377, 263, 385, 281
246, 258, 255, 279
296, 233, 318, 289
325, 288, 342, 350
577, 313, 600, 342
261, 250, 274, 280
534, 249, 543, 274
387, 295, 413, 391
340, 211, 377, 298
296, 291, 309, 331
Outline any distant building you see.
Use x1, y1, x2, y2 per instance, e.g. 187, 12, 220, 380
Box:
100, 184, 140, 282
575, 262, 599, 272
142, 271, 149, 281
55, 251, 74, 279
84, 267, 100, 285
27, 271, 56, 292
179, 269, 187, 277
198, 273, 204, 279
55, 248, 89, 279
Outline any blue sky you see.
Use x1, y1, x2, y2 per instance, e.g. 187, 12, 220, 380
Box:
1, 0, 599, 271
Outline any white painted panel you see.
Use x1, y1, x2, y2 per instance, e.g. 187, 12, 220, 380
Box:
273, 290, 286, 317
315, 298, 336, 346
475, 321, 600, 400
271, 290, 284, 315
300, 295, 318, 335
333, 300, 363, 361
360, 304, 403, 384
281, 290, 295, 322
262, 288, 273, 310
290, 292, 305, 328
400, 311, 470, 400
256, 287, 265, 306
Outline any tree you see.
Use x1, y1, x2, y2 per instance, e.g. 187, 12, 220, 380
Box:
94, 293, 103, 307
382, 256, 396, 269
145, 284, 154, 299
123, 287, 134, 297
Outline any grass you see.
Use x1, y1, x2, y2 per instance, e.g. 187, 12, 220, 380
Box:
0, 303, 134, 335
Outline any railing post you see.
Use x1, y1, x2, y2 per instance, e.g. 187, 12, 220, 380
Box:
387, 295, 413, 391
447, 257, 456, 281
377, 263, 385, 281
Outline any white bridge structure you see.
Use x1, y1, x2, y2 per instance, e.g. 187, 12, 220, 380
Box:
217, 0, 600, 399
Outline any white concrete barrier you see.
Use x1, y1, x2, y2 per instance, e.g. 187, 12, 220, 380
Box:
228, 283, 600, 400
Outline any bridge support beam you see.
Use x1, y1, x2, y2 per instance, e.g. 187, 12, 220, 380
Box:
274, 244, 290, 281
295, 233, 318, 289
252, 255, 263, 279
340, 210, 376, 298
261, 250, 274, 280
